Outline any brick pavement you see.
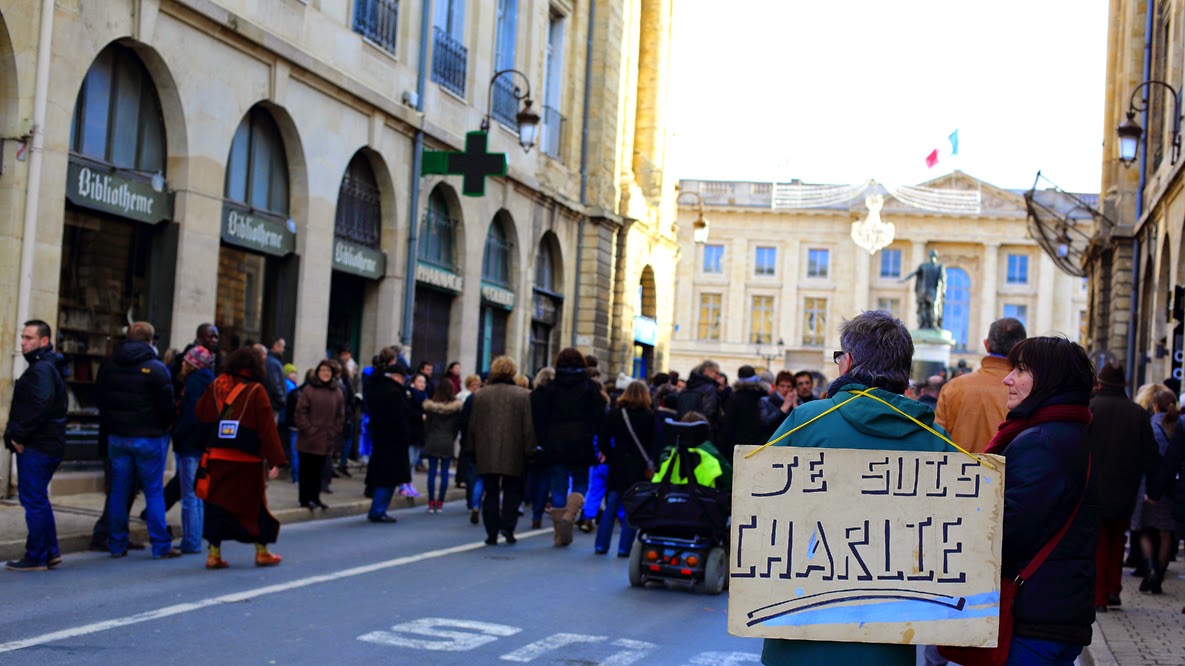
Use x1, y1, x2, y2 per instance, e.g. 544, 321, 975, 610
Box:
1084, 568, 1185, 665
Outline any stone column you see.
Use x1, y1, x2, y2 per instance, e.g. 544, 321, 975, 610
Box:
779, 239, 801, 346
1035, 251, 1056, 334
979, 242, 999, 335
852, 245, 871, 313
725, 238, 748, 343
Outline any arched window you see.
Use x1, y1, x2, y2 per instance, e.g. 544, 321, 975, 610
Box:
70, 44, 165, 172
335, 153, 381, 247
225, 107, 289, 215
482, 216, 512, 286
943, 267, 971, 351
419, 188, 456, 269
535, 239, 556, 292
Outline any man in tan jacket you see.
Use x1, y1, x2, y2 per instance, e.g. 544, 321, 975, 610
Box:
934, 317, 1027, 454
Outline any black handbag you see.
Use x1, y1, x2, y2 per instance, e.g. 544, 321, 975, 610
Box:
623, 447, 729, 536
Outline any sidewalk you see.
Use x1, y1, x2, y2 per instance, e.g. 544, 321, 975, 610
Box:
1083, 568, 1185, 665
0, 462, 469, 562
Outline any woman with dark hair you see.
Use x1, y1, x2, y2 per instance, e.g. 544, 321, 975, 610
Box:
422, 380, 463, 513
596, 380, 656, 556
952, 337, 1097, 664
295, 360, 345, 512
446, 362, 462, 395
532, 348, 606, 546
195, 346, 288, 569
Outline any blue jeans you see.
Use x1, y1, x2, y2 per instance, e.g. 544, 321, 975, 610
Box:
369, 486, 395, 519
359, 412, 372, 458
527, 463, 550, 522
584, 463, 608, 520
1006, 637, 1082, 666
339, 434, 354, 467
108, 435, 172, 557
174, 452, 204, 553
17, 448, 61, 564
288, 430, 299, 483
550, 464, 590, 507
464, 457, 486, 511
426, 457, 451, 502
594, 490, 635, 555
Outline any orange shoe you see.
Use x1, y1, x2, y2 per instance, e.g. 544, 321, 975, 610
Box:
205, 555, 229, 570
255, 551, 282, 567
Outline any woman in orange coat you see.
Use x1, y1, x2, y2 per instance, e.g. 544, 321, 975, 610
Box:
196, 346, 288, 569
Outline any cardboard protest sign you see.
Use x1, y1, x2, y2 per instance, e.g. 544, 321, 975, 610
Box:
728, 446, 1005, 647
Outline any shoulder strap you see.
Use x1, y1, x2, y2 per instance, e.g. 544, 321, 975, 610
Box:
1019, 455, 1092, 582
218, 382, 257, 419
622, 409, 653, 468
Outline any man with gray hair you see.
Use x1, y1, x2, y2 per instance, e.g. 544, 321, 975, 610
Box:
934, 317, 1026, 455
761, 311, 953, 666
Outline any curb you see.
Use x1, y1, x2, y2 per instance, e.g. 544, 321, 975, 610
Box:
1079, 620, 1117, 666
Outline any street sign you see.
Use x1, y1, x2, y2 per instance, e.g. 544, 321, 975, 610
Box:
422, 131, 508, 197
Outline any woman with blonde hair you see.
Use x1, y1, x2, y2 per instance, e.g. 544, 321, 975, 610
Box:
1131, 384, 1178, 593
595, 380, 656, 556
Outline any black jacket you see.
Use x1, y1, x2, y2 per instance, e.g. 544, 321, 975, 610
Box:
676, 371, 720, 427
95, 341, 174, 438
718, 380, 773, 460
172, 368, 215, 455
365, 373, 411, 488
601, 406, 657, 492
1086, 387, 1159, 520
4, 345, 69, 457
532, 368, 604, 467
265, 352, 286, 411
1000, 392, 1098, 645
1149, 415, 1185, 533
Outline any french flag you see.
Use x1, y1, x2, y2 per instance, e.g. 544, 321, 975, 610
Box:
925, 130, 960, 168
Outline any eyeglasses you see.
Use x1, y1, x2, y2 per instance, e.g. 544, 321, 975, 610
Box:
833, 350, 846, 365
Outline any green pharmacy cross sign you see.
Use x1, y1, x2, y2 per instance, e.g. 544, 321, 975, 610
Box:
421, 131, 508, 197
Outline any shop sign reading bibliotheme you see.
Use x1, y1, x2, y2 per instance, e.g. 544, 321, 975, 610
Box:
480, 283, 515, 310
728, 446, 1005, 648
416, 262, 464, 293
333, 239, 386, 279
220, 205, 295, 257
66, 159, 173, 224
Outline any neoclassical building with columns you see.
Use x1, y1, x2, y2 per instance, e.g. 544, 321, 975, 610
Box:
0, 0, 679, 493
669, 173, 1090, 381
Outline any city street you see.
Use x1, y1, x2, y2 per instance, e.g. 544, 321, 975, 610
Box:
0, 501, 758, 665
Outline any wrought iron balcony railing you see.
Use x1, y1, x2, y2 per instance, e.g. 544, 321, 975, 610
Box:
431, 27, 468, 98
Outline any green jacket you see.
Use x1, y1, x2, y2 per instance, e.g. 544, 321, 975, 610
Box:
761, 383, 954, 666
656, 440, 733, 490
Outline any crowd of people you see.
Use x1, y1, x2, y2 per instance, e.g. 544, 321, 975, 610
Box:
9, 309, 1185, 665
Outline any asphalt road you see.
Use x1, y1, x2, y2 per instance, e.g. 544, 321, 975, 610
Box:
0, 499, 762, 665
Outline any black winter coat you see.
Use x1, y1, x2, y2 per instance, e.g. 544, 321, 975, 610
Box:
601, 406, 657, 492
532, 368, 604, 467
1149, 415, 1185, 534
95, 341, 174, 438
3, 345, 69, 457
676, 371, 719, 427
718, 380, 773, 460
1000, 392, 1098, 646
265, 352, 286, 411
365, 373, 411, 488
1085, 387, 1159, 520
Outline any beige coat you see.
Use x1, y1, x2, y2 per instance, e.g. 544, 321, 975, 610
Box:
933, 355, 1011, 454
463, 380, 536, 477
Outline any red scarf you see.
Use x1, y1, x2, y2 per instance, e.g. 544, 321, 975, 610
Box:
984, 404, 1092, 455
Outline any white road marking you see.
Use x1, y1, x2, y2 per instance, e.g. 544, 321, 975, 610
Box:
500, 633, 607, 662
0, 530, 549, 654
601, 638, 660, 666
683, 652, 762, 665
358, 618, 521, 651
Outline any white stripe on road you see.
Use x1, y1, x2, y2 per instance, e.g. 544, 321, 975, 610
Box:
0, 529, 549, 654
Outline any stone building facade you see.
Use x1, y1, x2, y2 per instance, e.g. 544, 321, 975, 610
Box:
0, 0, 678, 494
1088, 0, 1185, 389
670, 173, 1090, 383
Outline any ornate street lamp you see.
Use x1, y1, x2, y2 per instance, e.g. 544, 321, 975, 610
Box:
676, 190, 710, 244
481, 69, 541, 153
1116, 80, 1182, 167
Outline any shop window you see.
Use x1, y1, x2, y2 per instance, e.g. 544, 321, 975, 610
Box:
225, 107, 289, 215
70, 44, 165, 173
698, 293, 722, 341
531, 235, 563, 374
944, 267, 971, 350
482, 216, 512, 286
419, 188, 458, 270
802, 297, 826, 346
335, 153, 381, 247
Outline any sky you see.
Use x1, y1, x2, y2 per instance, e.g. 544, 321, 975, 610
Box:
667, 0, 1109, 193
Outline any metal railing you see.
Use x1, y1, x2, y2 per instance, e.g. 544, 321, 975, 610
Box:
432, 27, 468, 97
334, 171, 382, 247
541, 105, 567, 161
418, 206, 457, 270
353, 0, 399, 54
491, 75, 518, 127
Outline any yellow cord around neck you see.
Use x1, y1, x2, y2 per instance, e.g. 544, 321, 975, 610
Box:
744, 387, 996, 471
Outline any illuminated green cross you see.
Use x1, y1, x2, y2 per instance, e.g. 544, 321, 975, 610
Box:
421, 131, 508, 197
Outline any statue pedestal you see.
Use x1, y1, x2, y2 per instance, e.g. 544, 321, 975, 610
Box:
911, 328, 955, 381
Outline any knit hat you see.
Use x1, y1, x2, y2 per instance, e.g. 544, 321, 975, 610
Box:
183, 346, 213, 370
283, 363, 297, 376
1097, 361, 1126, 388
